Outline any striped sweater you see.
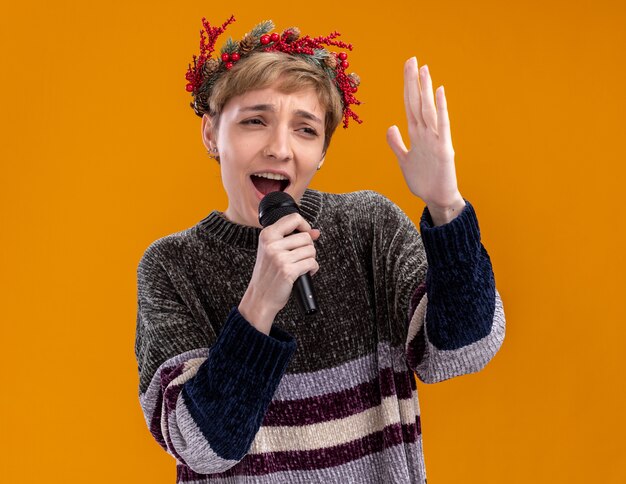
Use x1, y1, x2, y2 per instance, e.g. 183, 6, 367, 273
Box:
135, 188, 506, 483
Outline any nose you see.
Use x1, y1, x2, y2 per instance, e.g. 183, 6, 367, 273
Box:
264, 124, 293, 161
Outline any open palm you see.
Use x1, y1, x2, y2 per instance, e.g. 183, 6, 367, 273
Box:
386, 57, 464, 214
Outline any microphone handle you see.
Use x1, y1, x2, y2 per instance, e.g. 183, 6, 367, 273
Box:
294, 272, 318, 316
258, 192, 319, 316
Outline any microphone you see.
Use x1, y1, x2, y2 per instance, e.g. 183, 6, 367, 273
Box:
258, 191, 319, 316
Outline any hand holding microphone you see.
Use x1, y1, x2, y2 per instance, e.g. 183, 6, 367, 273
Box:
238, 192, 320, 335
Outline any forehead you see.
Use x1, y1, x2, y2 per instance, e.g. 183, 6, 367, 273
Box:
223, 85, 324, 119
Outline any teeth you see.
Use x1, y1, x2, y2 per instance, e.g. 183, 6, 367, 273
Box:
252, 172, 288, 181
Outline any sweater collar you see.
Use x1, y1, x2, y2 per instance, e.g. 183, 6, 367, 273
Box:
195, 188, 323, 249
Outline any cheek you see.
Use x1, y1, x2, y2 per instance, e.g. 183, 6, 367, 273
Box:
296, 164, 320, 187
296, 138, 323, 158
223, 134, 258, 161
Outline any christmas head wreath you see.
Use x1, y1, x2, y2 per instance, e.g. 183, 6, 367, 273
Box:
185, 15, 362, 128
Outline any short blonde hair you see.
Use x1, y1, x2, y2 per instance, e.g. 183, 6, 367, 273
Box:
203, 51, 343, 155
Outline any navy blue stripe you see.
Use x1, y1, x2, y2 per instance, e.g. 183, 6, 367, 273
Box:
182, 306, 297, 460
419, 200, 496, 350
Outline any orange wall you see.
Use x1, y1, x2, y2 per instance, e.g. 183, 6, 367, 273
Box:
1, 1, 624, 482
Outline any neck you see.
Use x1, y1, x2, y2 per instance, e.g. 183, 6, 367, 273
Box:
196, 188, 323, 249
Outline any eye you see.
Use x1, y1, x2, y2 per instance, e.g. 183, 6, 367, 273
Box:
299, 127, 319, 136
241, 118, 265, 126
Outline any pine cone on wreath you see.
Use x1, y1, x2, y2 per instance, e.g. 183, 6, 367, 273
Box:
324, 54, 337, 69
282, 27, 300, 43
202, 58, 220, 78
348, 72, 361, 87
238, 33, 257, 55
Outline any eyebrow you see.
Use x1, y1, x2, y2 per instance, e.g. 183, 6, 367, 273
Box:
239, 104, 322, 126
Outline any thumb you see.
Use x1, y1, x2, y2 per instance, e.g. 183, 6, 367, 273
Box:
386, 125, 408, 163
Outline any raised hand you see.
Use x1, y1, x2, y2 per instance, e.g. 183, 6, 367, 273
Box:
386, 57, 466, 225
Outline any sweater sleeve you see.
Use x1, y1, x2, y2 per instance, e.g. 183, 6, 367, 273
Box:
135, 243, 297, 474
372, 193, 505, 384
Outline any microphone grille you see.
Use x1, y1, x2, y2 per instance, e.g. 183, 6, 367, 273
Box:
258, 191, 300, 227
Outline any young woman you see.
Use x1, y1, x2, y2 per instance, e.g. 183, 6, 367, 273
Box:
135, 16, 505, 483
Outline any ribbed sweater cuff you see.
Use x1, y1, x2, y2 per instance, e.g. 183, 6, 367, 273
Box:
419, 199, 482, 267
214, 306, 297, 381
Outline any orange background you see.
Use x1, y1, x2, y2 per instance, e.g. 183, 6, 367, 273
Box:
1, 1, 625, 482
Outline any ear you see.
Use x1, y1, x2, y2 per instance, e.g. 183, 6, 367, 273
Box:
201, 114, 216, 151
318, 153, 326, 169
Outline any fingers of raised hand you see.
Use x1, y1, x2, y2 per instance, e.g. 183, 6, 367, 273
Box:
386, 125, 409, 164
405, 57, 423, 127
419, 65, 438, 130
436, 86, 452, 147
403, 58, 453, 150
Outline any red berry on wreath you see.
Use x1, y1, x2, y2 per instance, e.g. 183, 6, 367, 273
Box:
225, 62, 234, 69
260, 34, 270, 45
185, 83, 193, 92
270, 33, 280, 42
341, 60, 349, 68
231, 52, 240, 61
338, 52, 348, 60
221, 53, 230, 62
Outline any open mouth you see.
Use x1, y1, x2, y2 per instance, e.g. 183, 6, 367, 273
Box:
250, 175, 290, 196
